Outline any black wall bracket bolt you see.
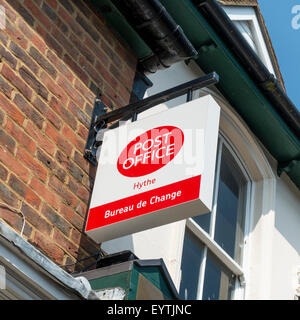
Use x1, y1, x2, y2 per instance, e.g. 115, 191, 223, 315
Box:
84, 97, 108, 166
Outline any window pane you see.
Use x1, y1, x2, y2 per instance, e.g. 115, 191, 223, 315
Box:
214, 145, 247, 264
202, 251, 236, 300
179, 229, 203, 300
192, 213, 210, 233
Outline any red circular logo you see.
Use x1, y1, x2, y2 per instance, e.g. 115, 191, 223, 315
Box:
117, 126, 184, 177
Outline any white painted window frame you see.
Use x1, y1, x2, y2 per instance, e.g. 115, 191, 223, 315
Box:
184, 133, 252, 300
222, 6, 276, 77
179, 80, 277, 300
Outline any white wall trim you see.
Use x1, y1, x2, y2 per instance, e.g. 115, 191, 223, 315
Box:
223, 6, 276, 76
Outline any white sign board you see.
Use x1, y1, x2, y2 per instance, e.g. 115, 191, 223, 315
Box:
85, 95, 220, 243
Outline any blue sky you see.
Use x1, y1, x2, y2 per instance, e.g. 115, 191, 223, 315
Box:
258, 0, 300, 110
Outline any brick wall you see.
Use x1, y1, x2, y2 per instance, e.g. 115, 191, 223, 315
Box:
0, 0, 137, 272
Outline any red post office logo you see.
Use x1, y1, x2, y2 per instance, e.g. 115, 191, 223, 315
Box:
117, 126, 184, 177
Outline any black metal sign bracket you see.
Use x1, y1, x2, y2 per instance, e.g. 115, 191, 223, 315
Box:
84, 72, 219, 166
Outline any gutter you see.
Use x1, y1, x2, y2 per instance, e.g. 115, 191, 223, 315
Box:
192, 0, 300, 141
112, 0, 198, 73
0, 221, 99, 300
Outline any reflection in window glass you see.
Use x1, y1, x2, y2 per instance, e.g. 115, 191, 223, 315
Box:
202, 252, 236, 300
179, 229, 203, 300
214, 145, 247, 264
192, 213, 210, 234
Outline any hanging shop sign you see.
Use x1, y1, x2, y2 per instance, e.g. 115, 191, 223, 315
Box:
85, 95, 220, 243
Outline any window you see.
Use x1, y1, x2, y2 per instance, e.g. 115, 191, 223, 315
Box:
223, 6, 276, 76
179, 136, 251, 300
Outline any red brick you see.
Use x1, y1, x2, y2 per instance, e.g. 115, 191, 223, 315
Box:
78, 56, 100, 84
62, 54, 89, 85
77, 185, 90, 203
58, 5, 83, 38
45, 0, 58, 10
60, 203, 84, 231
73, 150, 90, 174
66, 162, 85, 185
8, 0, 34, 27
17, 18, 47, 54
67, 176, 79, 194
16, 146, 48, 182
75, 232, 98, 256
0, 180, 20, 207
29, 47, 57, 78
51, 26, 78, 61
84, 36, 109, 66
0, 146, 30, 183
5, 118, 36, 154
0, 75, 13, 98
0, 109, 3, 125
1, 64, 33, 101
0, 129, 16, 154
40, 71, 68, 103
9, 40, 40, 75
118, 83, 131, 105
44, 31, 63, 57
115, 42, 137, 70
46, 50, 74, 82
9, 175, 41, 209
41, 203, 71, 236
24, 0, 52, 30
57, 75, 85, 108
69, 33, 95, 65
48, 176, 77, 208
30, 177, 61, 211
42, 2, 69, 34
36, 148, 66, 183
101, 39, 122, 67
73, 1, 93, 19
21, 202, 53, 234
55, 149, 70, 170
0, 31, 8, 47
75, 201, 88, 219
45, 122, 73, 156
0, 205, 22, 230
30, 231, 64, 264
0, 44, 17, 70
53, 228, 78, 257
0, 92, 24, 126
95, 60, 118, 90
5, 19, 28, 49
25, 120, 56, 156
49, 96, 77, 131
77, 124, 88, 141
74, 78, 95, 105
32, 96, 62, 130
62, 124, 85, 152
111, 63, 134, 92
13, 93, 44, 129
70, 227, 81, 246
0, 0, 17, 22
76, 13, 99, 43
0, 163, 8, 181
102, 82, 122, 108
19, 67, 49, 101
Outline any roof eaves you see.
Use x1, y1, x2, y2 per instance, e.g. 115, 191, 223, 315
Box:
218, 0, 258, 6
217, 0, 285, 91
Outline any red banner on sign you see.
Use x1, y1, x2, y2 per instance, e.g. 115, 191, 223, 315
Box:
86, 175, 201, 232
